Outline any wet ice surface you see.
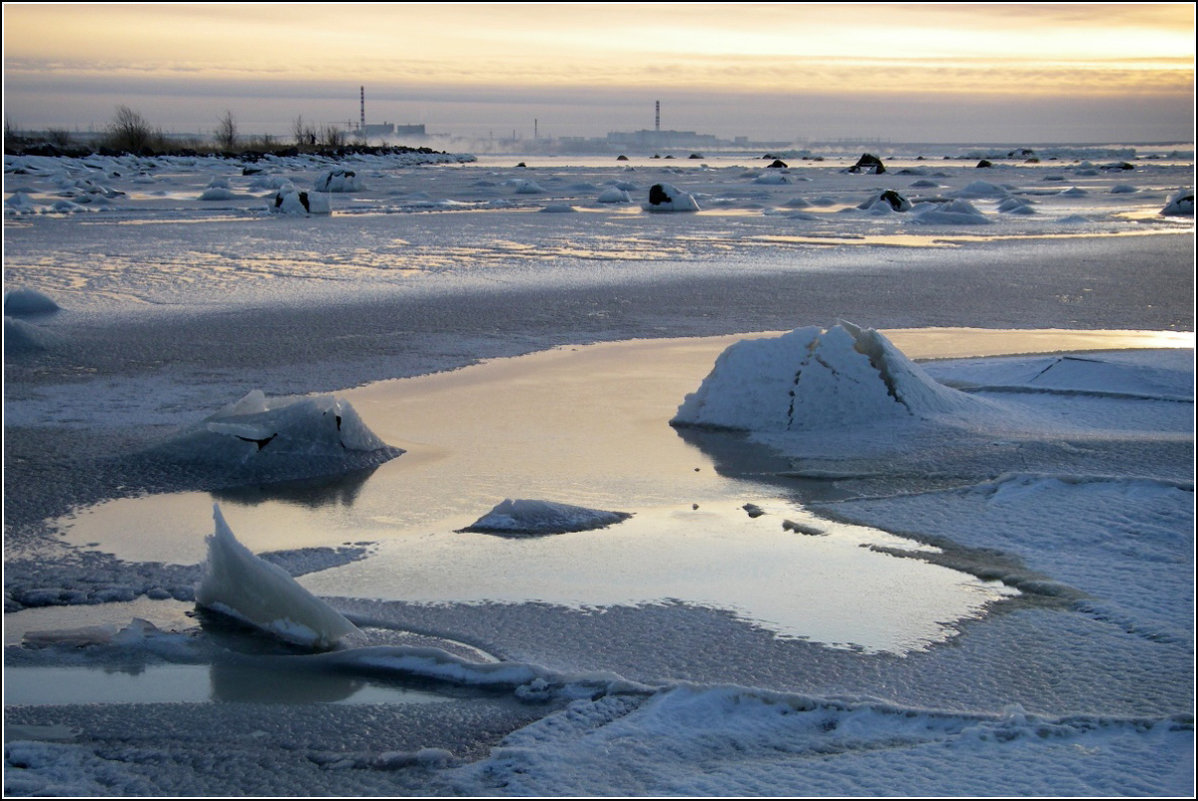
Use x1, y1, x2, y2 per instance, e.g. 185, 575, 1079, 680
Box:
4, 145, 1194, 796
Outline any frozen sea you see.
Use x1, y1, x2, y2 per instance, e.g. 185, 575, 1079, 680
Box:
3, 143, 1195, 796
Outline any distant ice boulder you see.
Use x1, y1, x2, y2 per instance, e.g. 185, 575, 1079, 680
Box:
1109, 184, 1138, 194
753, 172, 789, 185
459, 499, 632, 536
539, 204, 577, 213
4, 287, 60, 315
270, 185, 331, 215
4, 190, 39, 214
643, 183, 700, 212
147, 389, 402, 482
314, 169, 362, 192
950, 181, 1009, 199
672, 321, 985, 432
908, 199, 991, 225
997, 197, 1036, 214
847, 153, 886, 174
596, 187, 632, 204
199, 187, 238, 201
858, 190, 911, 212
1160, 188, 1194, 216
512, 179, 546, 194
196, 504, 361, 649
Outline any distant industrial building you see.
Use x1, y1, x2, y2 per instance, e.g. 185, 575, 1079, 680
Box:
354, 87, 425, 139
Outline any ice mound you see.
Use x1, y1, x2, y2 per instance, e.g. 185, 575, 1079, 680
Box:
459, 499, 632, 536
643, 183, 700, 212
858, 190, 911, 212
4, 287, 60, 315
512, 179, 546, 194
596, 187, 632, 203
198, 187, 237, 201
196, 504, 361, 649
950, 180, 1009, 199
909, 199, 991, 225
314, 168, 362, 192
147, 389, 402, 480
269, 184, 331, 215
1160, 188, 1194, 216
4, 316, 64, 354
672, 322, 984, 432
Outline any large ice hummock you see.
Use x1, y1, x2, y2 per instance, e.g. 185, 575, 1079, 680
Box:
672, 322, 983, 432
148, 389, 402, 482
196, 504, 361, 649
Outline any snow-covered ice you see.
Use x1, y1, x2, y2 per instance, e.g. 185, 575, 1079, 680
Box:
145, 389, 402, 484
3, 142, 1194, 796
459, 499, 632, 535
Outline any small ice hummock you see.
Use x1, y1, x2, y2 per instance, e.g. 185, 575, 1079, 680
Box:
269, 184, 331, 215
459, 499, 632, 536
1160, 188, 1194, 216
643, 183, 700, 212
314, 168, 362, 192
596, 186, 632, 204
196, 504, 361, 649
149, 389, 401, 479
4, 287, 60, 315
672, 321, 985, 432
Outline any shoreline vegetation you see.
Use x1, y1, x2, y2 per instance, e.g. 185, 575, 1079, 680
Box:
3, 105, 453, 161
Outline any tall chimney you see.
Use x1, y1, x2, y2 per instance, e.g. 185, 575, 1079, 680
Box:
655, 100, 660, 132
360, 86, 366, 131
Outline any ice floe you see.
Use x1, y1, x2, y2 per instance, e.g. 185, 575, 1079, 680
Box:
459, 499, 632, 536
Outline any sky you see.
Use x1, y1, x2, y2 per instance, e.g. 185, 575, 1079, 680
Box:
2, 3, 1194, 146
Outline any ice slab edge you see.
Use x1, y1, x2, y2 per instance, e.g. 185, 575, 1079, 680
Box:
195, 504, 361, 649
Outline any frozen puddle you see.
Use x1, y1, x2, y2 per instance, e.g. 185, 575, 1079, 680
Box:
3, 664, 453, 707
48, 329, 1190, 658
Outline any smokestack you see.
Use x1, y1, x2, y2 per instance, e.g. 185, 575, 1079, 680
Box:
655, 100, 660, 132
360, 86, 365, 131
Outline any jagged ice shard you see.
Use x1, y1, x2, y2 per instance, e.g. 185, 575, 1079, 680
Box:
672, 321, 987, 432
195, 504, 361, 650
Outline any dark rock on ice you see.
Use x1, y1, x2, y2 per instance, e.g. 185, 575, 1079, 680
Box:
767, 159, 788, 168
976, 159, 994, 168
848, 153, 886, 174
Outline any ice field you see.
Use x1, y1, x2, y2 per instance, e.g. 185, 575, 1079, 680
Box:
3, 143, 1195, 795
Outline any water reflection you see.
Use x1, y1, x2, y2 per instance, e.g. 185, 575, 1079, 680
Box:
212, 465, 381, 509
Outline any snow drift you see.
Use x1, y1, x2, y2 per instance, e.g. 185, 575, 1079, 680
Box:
459, 499, 632, 536
672, 322, 986, 432
196, 504, 361, 649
